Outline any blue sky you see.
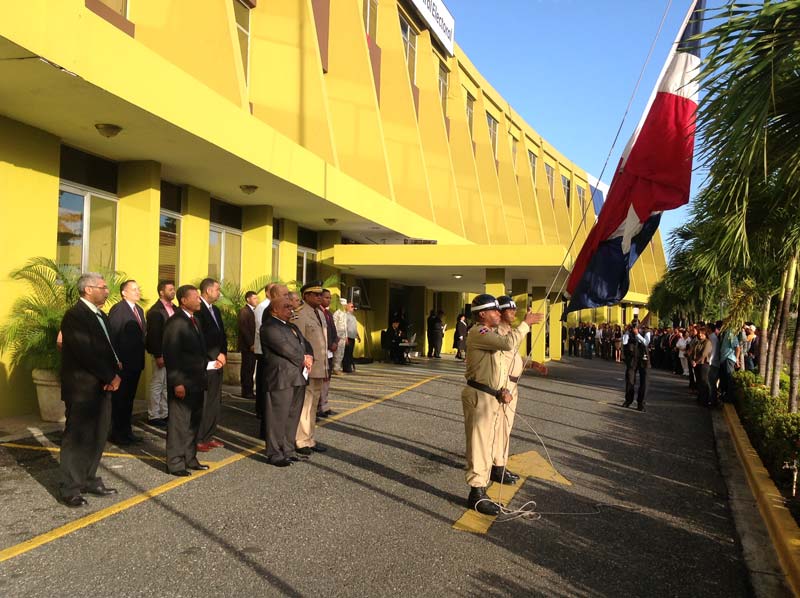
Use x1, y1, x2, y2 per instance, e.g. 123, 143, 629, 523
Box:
448, 0, 723, 260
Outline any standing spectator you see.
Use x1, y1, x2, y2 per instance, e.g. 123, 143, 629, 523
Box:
454, 313, 467, 360
237, 290, 259, 399
288, 291, 301, 311
108, 279, 146, 445
676, 330, 690, 375
58, 273, 121, 507
293, 281, 328, 456
691, 327, 714, 407
622, 323, 650, 411
343, 301, 360, 373
332, 298, 348, 374
718, 324, 740, 403
613, 325, 623, 363
260, 299, 313, 467
708, 322, 721, 406
427, 310, 445, 358
162, 285, 212, 476
745, 325, 759, 372
145, 281, 176, 428
317, 289, 339, 419
195, 278, 227, 452
568, 324, 576, 357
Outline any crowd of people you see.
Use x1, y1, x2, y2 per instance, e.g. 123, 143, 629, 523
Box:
566, 322, 625, 361
57, 273, 360, 507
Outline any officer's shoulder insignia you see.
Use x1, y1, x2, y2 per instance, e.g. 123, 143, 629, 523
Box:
479, 327, 490, 335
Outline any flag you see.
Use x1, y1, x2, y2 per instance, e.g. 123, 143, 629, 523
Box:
564, 0, 704, 316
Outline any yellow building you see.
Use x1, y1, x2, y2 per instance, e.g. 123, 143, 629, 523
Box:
0, 0, 665, 417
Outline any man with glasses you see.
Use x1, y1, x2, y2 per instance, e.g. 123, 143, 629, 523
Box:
58, 273, 122, 507
195, 278, 227, 452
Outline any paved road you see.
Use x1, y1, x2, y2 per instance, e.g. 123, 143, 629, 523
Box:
0, 356, 751, 597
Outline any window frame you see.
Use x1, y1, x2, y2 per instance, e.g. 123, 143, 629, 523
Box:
234, 0, 251, 85
561, 174, 572, 209
296, 245, 318, 285
437, 59, 449, 114
209, 223, 243, 284
544, 164, 555, 205
363, 0, 379, 43
466, 92, 475, 139
398, 12, 418, 84
528, 150, 537, 184
58, 181, 119, 272
486, 113, 499, 159
158, 208, 182, 284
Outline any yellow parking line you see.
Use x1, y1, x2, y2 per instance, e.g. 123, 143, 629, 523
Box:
0, 442, 164, 462
0, 374, 440, 563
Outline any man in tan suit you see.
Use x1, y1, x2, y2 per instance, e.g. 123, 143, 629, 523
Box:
492, 295, 543, 486
292, 281, 328, 456
462, 293, 538, 515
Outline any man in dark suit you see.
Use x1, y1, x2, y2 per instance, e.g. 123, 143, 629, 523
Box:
261, 299, 313, 466
108, 279, 146, 445
237, 290, 258, 399
145, 281, 176, 428
623, 323, 651, 412
59, 273, 121, 507
195, 278, 227, 452
162, 285, 213, 476
317, 288, 339, 419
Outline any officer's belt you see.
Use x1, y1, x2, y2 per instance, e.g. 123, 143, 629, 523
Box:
508, 375, 520, 383
467, 380, 500, 395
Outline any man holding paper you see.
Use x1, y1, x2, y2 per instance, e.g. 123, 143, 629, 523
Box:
162, 285, 216, 476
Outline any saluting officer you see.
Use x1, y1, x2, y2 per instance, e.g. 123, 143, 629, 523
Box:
493, 296, 543, 486
462, 293, 538, 515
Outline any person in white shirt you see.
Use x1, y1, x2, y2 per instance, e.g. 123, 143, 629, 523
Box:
342, 302, 360, 373
332, 298, 348, 375
675, 330, 690, 375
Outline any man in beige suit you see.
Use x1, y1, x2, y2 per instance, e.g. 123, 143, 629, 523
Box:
292, 281, 328, 456
461, 293, 538, 515
492, 295, 543, 486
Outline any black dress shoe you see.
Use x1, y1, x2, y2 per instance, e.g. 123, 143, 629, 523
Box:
109, 436, 131, 446
127, 434, 144, 444
83, 486, 118, 496
622, 401, 632, 408
310, 444, 327, 453
322, 410, 335, 417
188, 464, 210, 471
287, 456, 304, 462
636, 404, 647, 412
170, 470, 191, 477
467, 487, 500, 516
148, 418, 167, 428
490, 465, 518, 485
270, 458, 292, 467
296, 447, 312, 456
63, 495, 88, 508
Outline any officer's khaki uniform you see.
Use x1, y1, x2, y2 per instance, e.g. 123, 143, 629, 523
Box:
292, 303, 328, 448
462, 321, 530, 487
492, 321, 525, 467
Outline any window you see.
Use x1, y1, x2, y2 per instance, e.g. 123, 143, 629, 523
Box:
486, 113, 499, 158
296, 248, 318, 285
577, 186, 586, 215
363, 0, 378, 43
466, 93, 475, 139
158, 213, 181, 283
561, 174, 572, 209
528, 151, 537, 184
234, 0, 251, 84
510, 136, 518, 167
438, 60, 449, 114
97, 0, 127, 17
399, 14, 417, 84
544, 164, 555, 204
57, 183, 117, 272
209, 227, 242, 285
271, 240, 280, 278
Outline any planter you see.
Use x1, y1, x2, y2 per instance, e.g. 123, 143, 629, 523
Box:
223, 352, 242, 386
31, 368, 65, 423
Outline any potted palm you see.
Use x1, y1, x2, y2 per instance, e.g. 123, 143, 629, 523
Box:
0, 258, 127, 422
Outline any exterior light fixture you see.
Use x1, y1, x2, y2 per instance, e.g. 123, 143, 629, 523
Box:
453, 274, 463, 279
239, 184, 258, 195
323, 218, 338, 225
94, 123, 123, 138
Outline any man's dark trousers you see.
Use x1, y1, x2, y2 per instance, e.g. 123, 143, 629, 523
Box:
60, 392, 112, 499
240, 350, 256, 398
167, 389, 203, 472
111, 369, 141, 441
624, 365, 648, 407
265, 386, 304, 462
197, 370, 222, 444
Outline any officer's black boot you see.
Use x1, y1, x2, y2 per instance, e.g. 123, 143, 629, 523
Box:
490, 465, 518, 485
467, 487, 500, 515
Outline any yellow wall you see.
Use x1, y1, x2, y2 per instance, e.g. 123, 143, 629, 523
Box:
180, 186, 211, 286
278, 219, 298, 286
242, 205, 274, 286
0, 118, 61, 416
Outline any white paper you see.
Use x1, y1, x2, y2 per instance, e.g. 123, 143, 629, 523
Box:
207, 361, 219, 371
302, 367, 309, 380
326, 350, 334, 358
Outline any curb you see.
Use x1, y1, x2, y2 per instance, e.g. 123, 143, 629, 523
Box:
724, 403, 800, 597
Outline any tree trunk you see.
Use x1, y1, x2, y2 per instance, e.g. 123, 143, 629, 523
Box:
790, 306, 800, 412
771, 256, 797, 397
767, 269, 789, 384
758, 295, 771, 383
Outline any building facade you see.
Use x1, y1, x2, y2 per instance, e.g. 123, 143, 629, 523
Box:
0, 0, 665, 416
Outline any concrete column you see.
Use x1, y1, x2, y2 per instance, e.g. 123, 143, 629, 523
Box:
117, 161, 161, 301
610, 304, 622, 325
440, 291, 461, 354
317, 230, 342, 298
362, 278, 389, 359
485, 268, 506, 297
422, 288, 435, 356
278, 218, 298, 285
241, 205, 273, 288
530, 286, 547, 363
549, 299, 564, 361
180, 186, 211, 286
511, 279, 529, 322
0, 117, 60, 416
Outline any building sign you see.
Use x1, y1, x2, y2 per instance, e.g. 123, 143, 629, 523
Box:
409, 0, 455, 56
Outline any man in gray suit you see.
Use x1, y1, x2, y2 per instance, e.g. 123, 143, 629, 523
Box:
260, 299, 313, 467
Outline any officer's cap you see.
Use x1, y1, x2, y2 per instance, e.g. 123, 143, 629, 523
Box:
497, 295, 517, 311
300, 280, 324, 295
471, 293, 500, 313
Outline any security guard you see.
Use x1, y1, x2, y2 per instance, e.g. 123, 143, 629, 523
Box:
462, 293, 538, 515
492, 296, 544, 486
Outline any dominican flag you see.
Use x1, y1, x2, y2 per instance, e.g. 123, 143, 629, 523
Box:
564, 0, 704, 315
